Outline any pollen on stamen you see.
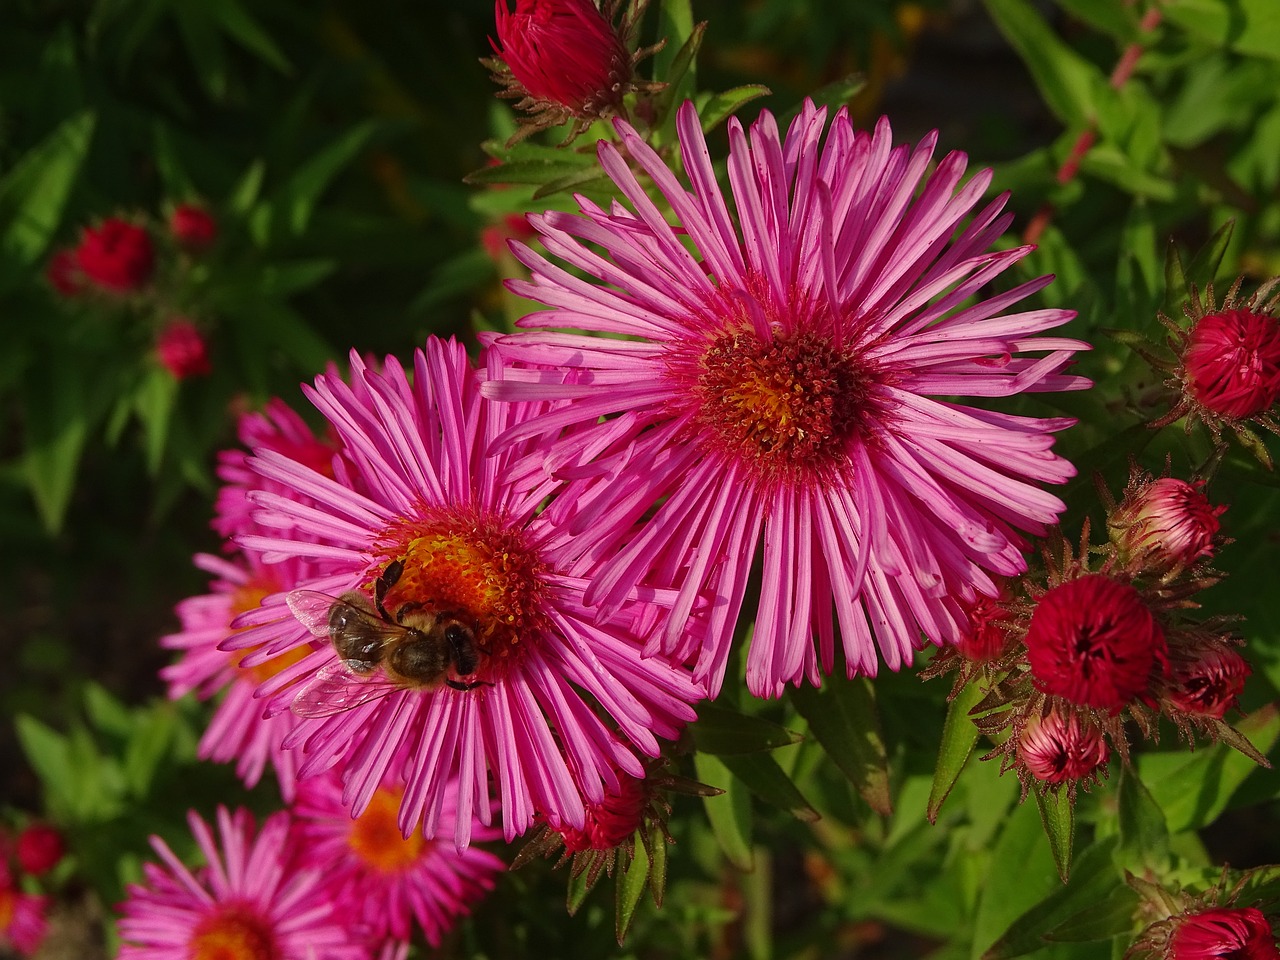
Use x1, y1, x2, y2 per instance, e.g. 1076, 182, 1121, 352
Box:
690, 329, 881, 484
347, 787, 429, 873
375, 509, 548, 670
189, 906, 280, 960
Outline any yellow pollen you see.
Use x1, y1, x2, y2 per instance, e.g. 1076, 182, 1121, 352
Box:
233, 643, 310, 685
189, 905, 279, 960
0, 887, 13, 930
229, 582, 272, 618
347, 788, 428, 874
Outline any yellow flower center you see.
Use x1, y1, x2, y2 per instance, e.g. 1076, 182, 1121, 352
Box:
347, 787, 429, 874
189, 905, 279, 960
227, 576, 310, 684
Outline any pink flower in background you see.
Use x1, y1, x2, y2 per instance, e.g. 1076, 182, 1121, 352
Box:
483, 100, 1089, 697
75, 217, 154, 292
0, 867, 48, 957
117, 807, 367, 960
226, 338, 703, 847
160, 552, 316, 798
156, 318, 212, 379
1169, 906, 1278, 959
45, 247, 82, 296
169, 202, 218, 253
293, 766, 504, 950
14, 823, 64, 877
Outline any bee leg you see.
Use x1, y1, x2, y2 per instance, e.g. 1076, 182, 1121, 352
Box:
446, 679, 493, 691
374, 559, 405, 620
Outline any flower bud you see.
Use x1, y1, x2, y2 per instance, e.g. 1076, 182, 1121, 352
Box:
956, 590, 1013, 663
1183, 308, 1280, 420
560, 774, 649, 853
1169, 906, 1278, 959
169, 203, 218, 253
156, 319, 212, 380
15, 823, 64, 877
1166, 646, 1251, 720
1024, 574, 1168, 711
1109, 477, 1225, 573
45, 247, 82, 296
75, 217, 154, 293
1017, 710, 1110, 784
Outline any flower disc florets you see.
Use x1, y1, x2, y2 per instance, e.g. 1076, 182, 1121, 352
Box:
1025, 573, 1168, 711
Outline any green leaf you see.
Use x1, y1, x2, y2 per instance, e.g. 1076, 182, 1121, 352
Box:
1116, 764, 1169, 873
1043, 888, 1142, 944
981, 839, 1126, 959
789, 675, 891, 816
781, 75, 867, 119
1163, 0, 1280, 62
696, 85, 772, 133
654, 0, 695, 81
227, 159, 267, 218
694, 752, 754, 871
690, 703, 804, 755
14, 715, 74, 821
0, 110, 95, 269
927, 679, 986, 823
206, 0, 292, 73
615, 833, 650, 943
124, 702, 177, 798
651, 20, 707, 147
719, 752, 820, 822
22, 363, 92, 533
135, 366, 179, 475
566, 863, 592, 916
971, 800, 1065, 960
982, 0, 1101, 126
1055, 0, 1142, 40
464, 156, 595, 188
1033, 782, 1075, 882
531, 167, 613, 201
173, 4, 230, 101
82, 683, 132, 739
252, 259, 337, 298
645, 824, 668, 906
1078, 144, 1177, 201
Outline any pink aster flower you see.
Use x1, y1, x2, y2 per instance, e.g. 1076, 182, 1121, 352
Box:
482, 100, 1090, 697
160, 551, 316, 798
117, 807, 367, 960
292, 764, 504, 950
0, 866, 48, 957
227, 337, 704, 847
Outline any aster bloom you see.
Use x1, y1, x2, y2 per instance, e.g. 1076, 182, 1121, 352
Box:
1024, 573, 1167, 711
293, 765, 505, 950
170, 202, 218, 253
14, 823, 64, 877
1109, 475, 1226, 576
483, 100, 1089, 697
75, 216, 154, 292
228, 338, 704, 846
1016, 709, 1109, 786
117, 807, 367, 960
1168, 907, 1279, 959
160, 551, 315, 797
156, 318, 213, 379
486, 0, 661, 142
0, 867, 48, 957
1151, 277, 1280, 466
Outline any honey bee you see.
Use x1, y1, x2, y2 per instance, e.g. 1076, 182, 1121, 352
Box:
286, 559, 486, 718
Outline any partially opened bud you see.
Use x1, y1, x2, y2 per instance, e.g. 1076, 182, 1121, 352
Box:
156, 319, 212, 380
1017, 710, 1110, 785
75, 217, 154, 293
1184, 309, 1280, 421
1166, 645, 1251, 720
1168, 906, 1278, 959
1109, 477, 1225, 573
45, 247, 82, 297
169, 203, 218, 253
15, 823, 64, 877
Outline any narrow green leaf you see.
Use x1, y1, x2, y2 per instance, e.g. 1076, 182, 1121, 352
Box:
1163, 0, 1280, 62
136, 367, 179, 475
654, 0, 696, 83
1164, 221, 1233, 314
174, 5, 229, 101
227, 159, 267, 218
566, 863, 592, 916
971, 800, 1064, 960
651, 20, 707, 147
531, 167, 613, 201
275, 120, 381, 238
690, 703, 804, 755
1043, 888, 1142, 943
982, 0, 1101, 126
14, 716, 73, 821
252, 259, 337, 298
207, 0, 292, 72
694, 752, 754, 871
1116, 764, 1169, 873
697, 85, 772, 133
789, 675, 891, 816
0, 111, 95, 267
1055, 0, 1141, 40
615, 834, 650, 943
22, 363, 91, 533
646, 825, 668, 906
1033, 782, 1075, 882
781, 75, 867, 119
463, 156, 594, 187
982, 839, 1126, 959
927, 679, 986, 823
124, 703, 177, 798
719, 752, 819, 822
82, 683, 132, 739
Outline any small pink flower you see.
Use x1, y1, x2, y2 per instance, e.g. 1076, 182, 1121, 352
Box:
491, 0, 631, 116
1110, 477, 1225, 573
0, 867, 49, 957
1024, 574, 1167, 711
1169, 906, 1278, 959
169, 202, 218, 253
45, 247, 82, 296
1184, 309, 1280, 420
1017, 710, 1109, 784
156, 318, 212, 379
14, 823, 64, 877
1166, 645, 1251, 720
75, 217, 154, 292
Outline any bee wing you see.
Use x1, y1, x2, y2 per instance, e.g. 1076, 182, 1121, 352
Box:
290, 659, 401, 718
286, 589, 343, 637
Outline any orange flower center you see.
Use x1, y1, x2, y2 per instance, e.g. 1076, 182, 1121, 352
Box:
0, 886, 14, 930
189, 905, 279, 960
347, 787, 429, 874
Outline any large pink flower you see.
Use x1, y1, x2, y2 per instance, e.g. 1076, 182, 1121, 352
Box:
292, 765, 504, 951
116, 807, 367, 960
227, 338, 704, 846
482, 100, 1090, 697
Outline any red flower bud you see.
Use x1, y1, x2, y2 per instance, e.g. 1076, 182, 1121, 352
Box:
956, 591, 1013, 663
156, 319, 212, 380
1110, 477, 1225, 572
492, 0, 632, 117
1017, 710, 1109, 784
45, 248, 82, 297
75, 217, 154, 293
15, 823, 64, 876
1184, 308, 1280, 420
1025, 574, 1168, 711
1167, 646, 1250, 720
559, 775, 649, 853
1169, 906, 1279, 959
169, 203, 218, 253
